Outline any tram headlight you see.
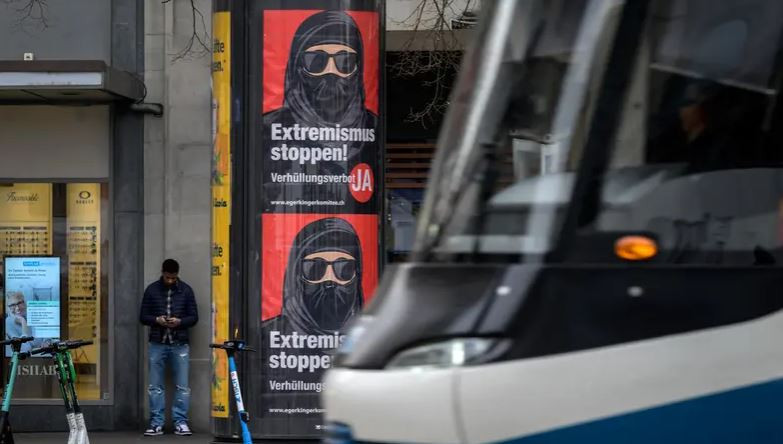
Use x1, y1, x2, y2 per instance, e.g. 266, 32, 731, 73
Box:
386, 338, 504, 370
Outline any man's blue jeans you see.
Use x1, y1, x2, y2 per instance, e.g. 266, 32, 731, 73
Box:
148, 342, 190, 427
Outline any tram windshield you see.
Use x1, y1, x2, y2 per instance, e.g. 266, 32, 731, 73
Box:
417, 0, 783, 264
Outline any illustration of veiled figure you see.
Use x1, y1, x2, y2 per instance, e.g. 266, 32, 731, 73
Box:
265, 10, 377, 129
264, 217, 364, 337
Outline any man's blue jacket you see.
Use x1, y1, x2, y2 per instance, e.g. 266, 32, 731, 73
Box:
139, 278, 198, 344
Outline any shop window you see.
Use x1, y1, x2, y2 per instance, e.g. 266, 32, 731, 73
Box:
0, 183, 109, 401
386, 189, 424, 263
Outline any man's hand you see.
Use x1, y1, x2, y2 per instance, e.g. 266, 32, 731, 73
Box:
14, 315, 31, 335
14, 315, 27, 329
166, 317, 182, 328
155, 316, 168, 327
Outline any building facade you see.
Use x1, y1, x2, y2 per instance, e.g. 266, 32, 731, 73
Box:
0, 0, 145, 431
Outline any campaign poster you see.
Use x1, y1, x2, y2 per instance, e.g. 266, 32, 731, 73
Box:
258, 3, 382, 435
262, 8, 380, 213
3, 256, 61, 356
259, 214, 378, 422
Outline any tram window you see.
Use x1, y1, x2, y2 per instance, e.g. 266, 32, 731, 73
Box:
593, 0, 783, 265
426, 0, 614, 261
643, 74, 770, 169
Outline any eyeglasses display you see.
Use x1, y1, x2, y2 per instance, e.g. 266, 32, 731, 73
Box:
65, 183, 103, 401
0, 182, 108, 402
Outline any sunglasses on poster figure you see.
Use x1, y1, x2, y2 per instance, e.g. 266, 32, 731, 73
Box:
301, 257, 357, 284
303, 50, 359, 77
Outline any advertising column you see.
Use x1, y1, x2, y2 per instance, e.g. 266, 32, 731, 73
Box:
257, 1, 383, 436
211, 5, 232, 420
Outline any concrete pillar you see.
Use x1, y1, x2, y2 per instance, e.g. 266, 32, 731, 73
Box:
143, 0, 213, 432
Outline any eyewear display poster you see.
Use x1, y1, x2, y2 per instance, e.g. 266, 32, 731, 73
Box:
3, 256, 61, 357
66, 183, 101, 379
257, 1, 383, 437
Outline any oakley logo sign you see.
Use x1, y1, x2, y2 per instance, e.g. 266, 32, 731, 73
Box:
76, 189, 95, 205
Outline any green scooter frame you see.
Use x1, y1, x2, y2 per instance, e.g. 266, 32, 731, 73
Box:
31, 340, 93, 444
0, 336, 34, 444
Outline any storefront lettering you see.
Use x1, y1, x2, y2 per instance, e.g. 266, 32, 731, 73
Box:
17, 364, 57, 376
6, 192, 39, 202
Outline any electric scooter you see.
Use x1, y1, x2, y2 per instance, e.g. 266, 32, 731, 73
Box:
0, 336, 34, 444
30, 340, 93, 444
210, 340, 254, 444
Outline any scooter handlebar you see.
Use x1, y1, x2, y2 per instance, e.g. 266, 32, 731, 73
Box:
0, 336, 34, 346
29, 345, 51, 356
29, 339, 94, 356
209, 341, 255, 352
64, 339, 93, 349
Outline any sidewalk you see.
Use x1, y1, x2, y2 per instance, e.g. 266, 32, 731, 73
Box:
16, 432, 319, 443
16, 432, 215, 443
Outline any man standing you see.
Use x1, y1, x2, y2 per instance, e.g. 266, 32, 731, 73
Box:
139, 259, 198, 436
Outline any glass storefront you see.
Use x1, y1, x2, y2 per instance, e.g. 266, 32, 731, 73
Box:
386, 189, 424, 262
0, 182, 109, 401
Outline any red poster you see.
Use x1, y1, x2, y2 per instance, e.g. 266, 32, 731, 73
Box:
263, 10, 379, 115
261, 213, 378, 324
261, 9, 380, 214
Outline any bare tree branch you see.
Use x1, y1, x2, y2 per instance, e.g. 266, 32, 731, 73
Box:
3, 0, 49, 33
166, 0, 211, 62
391, 0, 479, 125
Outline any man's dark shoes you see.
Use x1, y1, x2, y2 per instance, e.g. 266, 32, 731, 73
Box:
174, 422, 193, 436
144, 424, 164, 436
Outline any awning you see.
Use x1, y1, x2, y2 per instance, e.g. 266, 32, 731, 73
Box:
0, 60, 145, 104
